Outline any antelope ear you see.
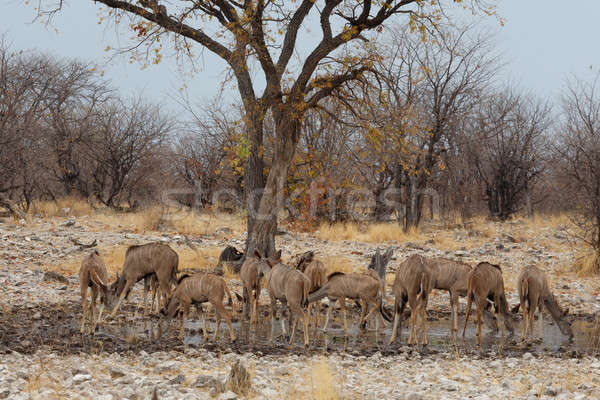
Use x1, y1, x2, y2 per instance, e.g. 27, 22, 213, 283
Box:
254, 249, 263, 259
563, 307, 569, 316
275, 249, 282, 260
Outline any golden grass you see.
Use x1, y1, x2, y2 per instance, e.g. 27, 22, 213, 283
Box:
316, 222, 424, 243
320, 255, 359, 275
573, 248, 600, 276
33, 197, 92, 218
290, 358, 341, 400
88, 207, 245, 237
48, 244, 223, 277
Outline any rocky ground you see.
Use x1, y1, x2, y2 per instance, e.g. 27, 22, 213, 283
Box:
1, 214, 600, 399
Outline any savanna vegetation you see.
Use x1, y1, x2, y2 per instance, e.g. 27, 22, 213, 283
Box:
1, 1, 599, 272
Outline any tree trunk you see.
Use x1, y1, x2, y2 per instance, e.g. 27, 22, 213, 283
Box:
243, 112, 267, 256
245, 109, 301, 258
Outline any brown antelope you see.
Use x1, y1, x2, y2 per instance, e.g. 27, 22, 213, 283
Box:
424, 258, 498, 337
462, 262, 515, 345
293, 251, 326, 328
239, 249, 282, 324
109, 243, 178, 318
308, 269, 391, 335
256, 252, 311, 347
389, 254, 432, 345
163, 273, 236, 342
79, 250, 110, 334
517, 265, 573, 342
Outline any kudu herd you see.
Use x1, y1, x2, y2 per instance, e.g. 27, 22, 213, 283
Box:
77, 240, 574, 348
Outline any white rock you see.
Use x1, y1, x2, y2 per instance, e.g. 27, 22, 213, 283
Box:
72, 374, 92, 384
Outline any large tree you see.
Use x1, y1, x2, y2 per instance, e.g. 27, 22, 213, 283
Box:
35, 0, 495, 256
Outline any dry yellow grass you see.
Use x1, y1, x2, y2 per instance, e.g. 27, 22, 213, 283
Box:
33, 197, 92, 218
316, 222, 424, 243
290, 358, 341, 400
49, 244, 223, 277
573, 248, 600, 276
320, 255, 359, 275
88, 207, 245, 237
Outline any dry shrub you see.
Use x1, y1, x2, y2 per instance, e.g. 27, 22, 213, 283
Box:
573, 249, 600, 276
33, 197, 92, 218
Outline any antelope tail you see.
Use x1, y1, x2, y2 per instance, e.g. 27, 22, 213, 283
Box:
303, 281, 310, 308
90, 270, 108, 299
224, 283, 234, 307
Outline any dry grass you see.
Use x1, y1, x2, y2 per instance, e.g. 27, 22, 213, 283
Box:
48, 244, 223, 277
573, 248, 600, 276
88, 207, 245, 237
32, 197, 92, 218
320, 255, 359, 275
290, 358, 341, 400
316, 222, 424, 243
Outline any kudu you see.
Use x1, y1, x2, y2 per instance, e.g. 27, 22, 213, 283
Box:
239, 249, 282, 324
79, 250, 110, 334
293, 251, 326, 328
389, 254, 432, 345
423, 258, 498, 337
217, 245, 244, 275
308, 269, 392, 335
256, 251, 311, 347
517, 265, 573, 342
163, 273, 236, 342
462, 262, 515, 345
109, 243, 178, 318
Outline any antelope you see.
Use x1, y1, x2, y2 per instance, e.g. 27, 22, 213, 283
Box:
389, 254, 432, 345
163, 273, 236, 342
239, 249, 281, 324
109, 243, 178, 318
423, 258, 498, 337
462, 262, 515, 345
517, 265, 573, 342
256, 251, 311, 347
79, 250, 110, 334
217, 245, 244, 274
293, 251, 326, 328
308, 269, 391, 335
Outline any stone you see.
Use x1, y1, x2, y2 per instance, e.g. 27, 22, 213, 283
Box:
43, 271, 69, 284
0, 390, 9, 399
405, 393, 423, 400
218, 391, 238, 400
109, 368, 126, 379
72, 374, 92, 384
170, 374, 186, 385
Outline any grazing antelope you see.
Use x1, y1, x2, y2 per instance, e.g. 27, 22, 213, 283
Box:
109, 243, 178, 318
308, 269, 391, 335
517, 265, 573, 342
389, 254, 432, 345
424, 258, 498, 337
256, 251, 311, 347
294, 251, 326, 328
239, 249, 281, 324
79, 250, 110, 334
163, 273, 236, 342
462, 262, 515, 345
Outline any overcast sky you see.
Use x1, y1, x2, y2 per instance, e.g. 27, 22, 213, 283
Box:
3, 0, 600, 117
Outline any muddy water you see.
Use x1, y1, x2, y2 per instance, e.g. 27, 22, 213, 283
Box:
1, 301, 598, 357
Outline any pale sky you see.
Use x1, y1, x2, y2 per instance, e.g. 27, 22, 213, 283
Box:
2, 0, 600, 116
